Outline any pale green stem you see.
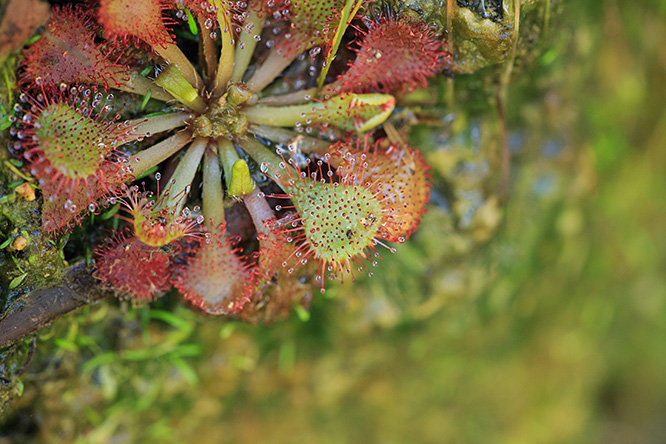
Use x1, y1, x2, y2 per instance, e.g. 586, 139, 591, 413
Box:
238, 138, 282, 181
155, 43, 204, 91
244, 187, 276, 238
244, 37, 305, 93
246, 93, 395, 133
249, 125, 330, 154
256, 86, 318, 106
231, 7, 265, 82
198, 15, 218, 82
129, 130, 193, 179
109, 70, 173, 102
124, 112, 191, 143
244, 102, 325, 127
213, 6, 236, 95
159, 137, 207, 213
202, 145, 225, 228
217, 138, 240, 190
154, 64, 207, 113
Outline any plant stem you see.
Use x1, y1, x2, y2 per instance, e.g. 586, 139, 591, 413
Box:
249, 125, 330, 154
244, 39, 304, 93
154, 64, 207, 113
238, 137, 282, 179
217, 138, 239, 189
110, 70, 174, 102
130, 130, 193, 178
231, 7, 265, 82
244, 102, 324, 127
198, 15, 218, 82
244, 187, 276, 237
160, 137, 207, 213
202, 145, 225, 228
124, 112, 191, 143
256, 86, 318, 106
154, 43, 204, 91
213, 5, 236, 95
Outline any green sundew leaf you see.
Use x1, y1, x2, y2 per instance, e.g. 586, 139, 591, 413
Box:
140, 89, 152, 112
100, 203, 120, 220
135, 381, 161, 412
294, 304, 311, 322
135, 165, 158, 180
16, 380, 24, 397
82, 352, 118, 374
25, 34, 41, 45
169, 355, 198, 385
185, 8, 198, 35
150, 309, 194, 335
0, 115, 14, 130
121, 348, 155, 361
76, 335, 98, 348
10, 256, 24, 272
219, 323, 236, 339
316, 0, 364, 91
230, 354, 256, 371
172, 28, 198, 42
171, 343, 202, 358
54, 338, 79, 353
140, 66, 152, 77
278, 341, 296, 373
0, 238, 11, 249
7, 180, 22, 188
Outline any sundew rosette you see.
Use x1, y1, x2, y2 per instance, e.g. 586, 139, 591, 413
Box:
12, 1, 444, 320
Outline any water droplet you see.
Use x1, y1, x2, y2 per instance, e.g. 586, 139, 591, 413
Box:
196, 215, 205, 224
155, 172, 161, 180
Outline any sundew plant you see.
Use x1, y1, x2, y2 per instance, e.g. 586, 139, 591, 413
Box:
9, 0, 449, 322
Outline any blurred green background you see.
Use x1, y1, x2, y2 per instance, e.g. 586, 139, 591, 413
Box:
2, 1, 666, 443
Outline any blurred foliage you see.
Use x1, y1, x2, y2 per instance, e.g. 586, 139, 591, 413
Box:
2, 0, 666, 443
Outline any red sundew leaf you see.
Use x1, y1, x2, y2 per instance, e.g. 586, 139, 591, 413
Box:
118, 183, 203, 248
171, 224, 254, 315
332, 138, 432, 242
94, 230, 175, 301
262, 150, 393, 293
177, 0, 246, 35
98, 0, 175, 48
271, 0, 345, 59
236, 228, 317, 324
13, 88, 137, 232
20, 6, 128, 91
41, 161, 128, 233
335, 16, 451, 94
